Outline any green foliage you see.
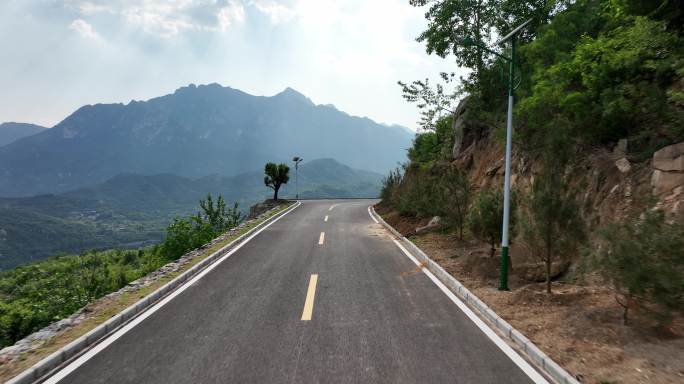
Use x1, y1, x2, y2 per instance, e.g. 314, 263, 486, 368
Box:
589, 210, 684, 325
264, 162, 290, 200
0, 194, 243, 348
381, 163, 470, 232
517, 2, 684, 156
407, 116, 455, 164
435, 167, 471, 239
380, 167, 404, 204
161, 194, 243, 260
519, 137, 585, 293
467, 188, 515, 256
0, 246, 165, 347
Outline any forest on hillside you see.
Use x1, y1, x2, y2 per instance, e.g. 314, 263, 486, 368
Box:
387, 0, 683, 317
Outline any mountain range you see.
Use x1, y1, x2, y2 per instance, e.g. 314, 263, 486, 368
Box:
0, 84, 412, 197
0, 158, 383, 269
0, 122, 46, 147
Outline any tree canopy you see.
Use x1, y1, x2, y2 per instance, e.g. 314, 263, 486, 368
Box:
264, 162, 290, 200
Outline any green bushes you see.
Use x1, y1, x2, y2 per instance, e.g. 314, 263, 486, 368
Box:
0, 247, 165, 347
589, 211, 684, 325
466, 188, 514, 257
517, 2, 684, 156
160, 194, 242, 260
0, 193, 243, 348
381, 163, 472, 237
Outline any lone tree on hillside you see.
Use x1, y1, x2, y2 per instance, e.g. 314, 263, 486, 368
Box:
264, 162, 290, 200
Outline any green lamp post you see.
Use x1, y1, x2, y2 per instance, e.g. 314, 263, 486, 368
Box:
457, 18, 532, 291
292, 156, 303, 200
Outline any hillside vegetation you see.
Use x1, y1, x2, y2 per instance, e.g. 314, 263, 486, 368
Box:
0, 158, 381, 270
0, 194, 242, 348
390, 0, 683, 307
380, 1, 683, 381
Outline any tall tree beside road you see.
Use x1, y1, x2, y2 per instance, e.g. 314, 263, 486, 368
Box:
264, 163, 290, 201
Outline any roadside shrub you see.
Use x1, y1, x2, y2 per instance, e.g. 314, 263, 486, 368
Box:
380, 167, 404, 205
161, 194, 243, 260
467, 188, 515, 257
590, 210, 684, 325
407, 115, 454, 164
436, 167, 471, 239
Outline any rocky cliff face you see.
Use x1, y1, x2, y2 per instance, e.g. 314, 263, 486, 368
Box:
450, 99, 684, 229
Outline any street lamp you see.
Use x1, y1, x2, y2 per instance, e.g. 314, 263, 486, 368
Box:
292, 156, 303, 200
457, 18, 532, 291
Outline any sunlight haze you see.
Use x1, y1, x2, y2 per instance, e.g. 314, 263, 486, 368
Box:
0, 0, 463, 130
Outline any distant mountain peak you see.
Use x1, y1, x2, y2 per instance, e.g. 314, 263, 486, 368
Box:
273, 87, 313, 105
0, 122, 47, 147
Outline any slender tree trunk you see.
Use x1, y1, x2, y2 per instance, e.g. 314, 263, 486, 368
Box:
273, 186, 279, 201
546, 249, 552, 294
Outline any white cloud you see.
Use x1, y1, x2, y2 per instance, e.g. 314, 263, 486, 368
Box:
1, 0, 462, 131
75, 1, 114, 15
66, 0, 246, 37
217, 1, 245, 31
251, 0, 295, 24
69, 19, 100, 40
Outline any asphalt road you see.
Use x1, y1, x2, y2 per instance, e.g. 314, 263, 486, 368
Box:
46, 200, 544, 384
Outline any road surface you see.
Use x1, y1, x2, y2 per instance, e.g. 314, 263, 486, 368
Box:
44, 200, 545, 384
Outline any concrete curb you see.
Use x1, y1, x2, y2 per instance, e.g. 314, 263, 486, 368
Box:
370, 206, 579, 384
8, 202, 301, 384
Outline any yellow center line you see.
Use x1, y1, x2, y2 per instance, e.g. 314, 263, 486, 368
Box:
318, 232, 325, 245
324, 215, 328, 222
301, 274, 318, 321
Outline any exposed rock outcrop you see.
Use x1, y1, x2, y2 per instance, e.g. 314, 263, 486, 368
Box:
651, 141, 684, 195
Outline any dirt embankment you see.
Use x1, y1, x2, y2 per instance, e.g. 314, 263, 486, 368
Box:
376, 205, 684, 384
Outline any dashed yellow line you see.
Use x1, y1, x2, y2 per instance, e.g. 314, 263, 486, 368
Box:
301, 274, 318, 321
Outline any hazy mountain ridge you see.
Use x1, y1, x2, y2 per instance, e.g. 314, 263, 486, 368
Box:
0, 158, 382, 269
0, 84, 411, 197
0, 122, 47, 147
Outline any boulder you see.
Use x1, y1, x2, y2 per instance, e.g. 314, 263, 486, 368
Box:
651, 169, 684, 194
516, 260, 570, 283
615, 157, 631, 173
415, 216, 442, 235
653, 141, 684, 172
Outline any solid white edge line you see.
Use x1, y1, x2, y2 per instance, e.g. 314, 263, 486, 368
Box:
367, 203, 549, 384
43, 202, 300, 384
391, 240, 549, 384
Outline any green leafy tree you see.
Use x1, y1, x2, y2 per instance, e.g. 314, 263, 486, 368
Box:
409, 0, 499, 78
467, 188, 515, 256
519, 141, 584, 294
438, 167, 471, 239
264, 162, 290, 200
590, 210, 684, 325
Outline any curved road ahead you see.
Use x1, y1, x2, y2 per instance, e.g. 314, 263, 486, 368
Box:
45, 200, 545, 384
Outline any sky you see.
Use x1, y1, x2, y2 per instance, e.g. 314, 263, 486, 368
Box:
0, 0, 465, 131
